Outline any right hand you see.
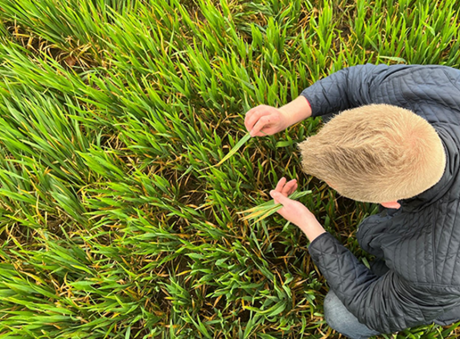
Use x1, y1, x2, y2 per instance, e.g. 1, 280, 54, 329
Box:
244, 105, 289, 137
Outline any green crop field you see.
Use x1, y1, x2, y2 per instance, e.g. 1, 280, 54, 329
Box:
0, 0, 459, 338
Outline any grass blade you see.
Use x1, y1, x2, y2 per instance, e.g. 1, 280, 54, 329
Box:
198, 131, 252, 171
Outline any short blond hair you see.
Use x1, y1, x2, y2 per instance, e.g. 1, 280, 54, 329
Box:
297, 104, 446, 203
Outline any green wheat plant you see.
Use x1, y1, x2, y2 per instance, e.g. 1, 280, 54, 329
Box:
0, 0, 458, 338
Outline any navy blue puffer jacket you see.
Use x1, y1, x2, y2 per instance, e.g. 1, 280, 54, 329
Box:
300, 64, 460, 334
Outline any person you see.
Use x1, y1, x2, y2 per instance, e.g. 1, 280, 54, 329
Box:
244, 63, 460, 339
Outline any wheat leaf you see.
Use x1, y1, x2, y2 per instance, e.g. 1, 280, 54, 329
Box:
198, 132, 251, 171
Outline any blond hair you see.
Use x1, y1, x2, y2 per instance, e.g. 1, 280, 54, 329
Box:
297, 104, 446, 203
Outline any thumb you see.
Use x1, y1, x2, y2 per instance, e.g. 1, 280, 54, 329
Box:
251, 119, 267, 137
270, 190, 289, 204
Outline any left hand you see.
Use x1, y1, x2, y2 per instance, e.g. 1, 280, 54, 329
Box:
270, 178, 326, 241
269, 177, 316, 226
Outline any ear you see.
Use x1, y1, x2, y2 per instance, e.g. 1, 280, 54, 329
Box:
326, 181, 335, 190
380, 201, 401, 209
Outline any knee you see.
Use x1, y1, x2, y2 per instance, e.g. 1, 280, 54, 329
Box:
323, 290, 381, 339
323, 290, 344, 331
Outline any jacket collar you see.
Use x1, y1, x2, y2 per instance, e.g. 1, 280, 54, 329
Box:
399, 125, 459, 213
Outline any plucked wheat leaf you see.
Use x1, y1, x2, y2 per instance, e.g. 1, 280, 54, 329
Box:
239, 190, 312, 224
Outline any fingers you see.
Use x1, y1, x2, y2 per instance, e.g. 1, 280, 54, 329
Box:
251, 115, 272, 136
270, 190, 290, 205
275, 177, 287, 191
272, 177, 284, 204
281, 179, 297, 195
274, 177, 297, 196
246, 109, 274, 135
287, 182, 298, 195
245, 106, 269, 131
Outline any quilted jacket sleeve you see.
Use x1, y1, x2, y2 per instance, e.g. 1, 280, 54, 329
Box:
309, 232, 456, 334
299, 63, 399, 117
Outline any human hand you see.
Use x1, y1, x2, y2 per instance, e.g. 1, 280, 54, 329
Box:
269, 177, 314, 225
244, 105, 290, 137
269, 178, 326, 241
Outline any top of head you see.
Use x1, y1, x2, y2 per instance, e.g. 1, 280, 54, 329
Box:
297, 104, 446, 203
